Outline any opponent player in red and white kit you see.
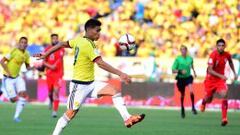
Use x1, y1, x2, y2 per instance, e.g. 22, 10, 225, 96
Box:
200, 39, 238, 126
43, 34, 64, 118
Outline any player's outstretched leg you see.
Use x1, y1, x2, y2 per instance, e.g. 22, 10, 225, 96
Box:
200, 98, 206, 112
13, 96, 27, 122
178, 88, 185, 118
221, 99, 228, 126
52, 112, 71, 135
200, 96, 212, 112
48, 91, 53, 110
112, 93, 145, 128
190, 92, 197, 115
52, 89, 59, 118
180, 94, 185, 118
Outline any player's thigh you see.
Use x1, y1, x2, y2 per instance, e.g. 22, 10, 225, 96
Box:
176, 79, 186, 94
3, 78, 17, 99
186, 76, 194, 92
16, 76, 27, 94
204, 80, 216, 98
51, 77, 63, 90
216, 82, 228, 98
47, 77, 55, 92
90, 81, 117, 98
67, 82, 93, 110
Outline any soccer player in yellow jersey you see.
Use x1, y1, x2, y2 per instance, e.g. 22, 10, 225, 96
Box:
0, 37, 31, 122
35, 19, 145, 135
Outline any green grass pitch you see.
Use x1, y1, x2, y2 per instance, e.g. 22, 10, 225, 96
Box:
0, 103, 239, 135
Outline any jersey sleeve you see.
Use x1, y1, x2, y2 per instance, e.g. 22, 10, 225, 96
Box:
208, 53, 215, 66
25, 52, 30, 64
4, 49, 15, 60
172, 58, 179, 70
226, 52, 231, 61
4, 53, 11, 60
85, 42, 100, 61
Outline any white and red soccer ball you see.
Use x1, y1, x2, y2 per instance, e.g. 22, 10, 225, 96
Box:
118, 34, 136, 51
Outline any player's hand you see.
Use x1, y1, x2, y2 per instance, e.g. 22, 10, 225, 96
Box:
119, 73, 131, 84
220, 75, 227, 81
181, 70, 186, 75
33, 53, 46, 60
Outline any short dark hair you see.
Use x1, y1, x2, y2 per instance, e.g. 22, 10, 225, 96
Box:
51, 33, 58, 37
180, 45, 187, 50
216, 38, 225, 45
84, 19, 101, 31
19, 36, 28, 42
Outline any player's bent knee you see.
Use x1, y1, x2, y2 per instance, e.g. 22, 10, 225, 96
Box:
18, 91, 28, 98
65, 109, 78, 119
10, 97, 18, 103
206, 96, 213, 103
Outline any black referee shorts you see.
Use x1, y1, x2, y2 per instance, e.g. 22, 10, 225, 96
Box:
176, 75, 193, 93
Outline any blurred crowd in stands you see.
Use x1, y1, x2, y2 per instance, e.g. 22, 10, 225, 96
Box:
0, 0, 239, 58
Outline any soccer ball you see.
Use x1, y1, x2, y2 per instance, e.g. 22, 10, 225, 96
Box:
118, 34, 136, 51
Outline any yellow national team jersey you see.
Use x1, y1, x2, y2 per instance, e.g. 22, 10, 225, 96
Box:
69, 37, 100, 81
4, 48, 30, 78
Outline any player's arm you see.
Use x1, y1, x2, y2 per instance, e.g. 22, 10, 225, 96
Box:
172, 59, 179, 74
34, 41, 70, 59
25, 63, 35, 70
94, 57, 131, 84
0, 57, 11, 76
43, 59, 61, 70
228, 57, 238, 80
43, 61, 55, 70
191, 60, 197, 77
207, 65, 227, 80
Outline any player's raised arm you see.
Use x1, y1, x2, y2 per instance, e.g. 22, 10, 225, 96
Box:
94, 57, 131, 84
34, 41, 70, 59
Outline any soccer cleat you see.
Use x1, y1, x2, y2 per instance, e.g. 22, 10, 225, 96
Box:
124, 114, 145, 128
14, 117, 21, 123
52, 111, 57, 118
181, 108, 185, 118
200, 104, 205, 112
221, 118, 228, 126
192, 108, 197, 115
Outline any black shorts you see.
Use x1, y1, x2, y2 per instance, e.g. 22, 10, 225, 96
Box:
176, 75, 193, 92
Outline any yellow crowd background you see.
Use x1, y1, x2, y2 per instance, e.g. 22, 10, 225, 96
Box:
0, 0, 239, 58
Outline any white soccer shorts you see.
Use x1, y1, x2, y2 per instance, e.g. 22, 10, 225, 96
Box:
67, 81, 107, 110
1, 76, 26, 99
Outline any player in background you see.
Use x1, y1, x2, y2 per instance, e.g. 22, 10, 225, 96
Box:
200, 39, 238, 126
35, 19, 145, 135
43, 33, 64, 118
0, 37, 32, 122
232, 47, 240, 83
172, 45, 197, 118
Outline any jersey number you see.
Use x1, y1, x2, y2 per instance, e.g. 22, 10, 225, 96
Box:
73, 47, 79, 65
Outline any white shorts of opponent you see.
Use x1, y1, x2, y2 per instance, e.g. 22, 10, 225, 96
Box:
1, 75, 26, 99
67, 81, 107, 110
